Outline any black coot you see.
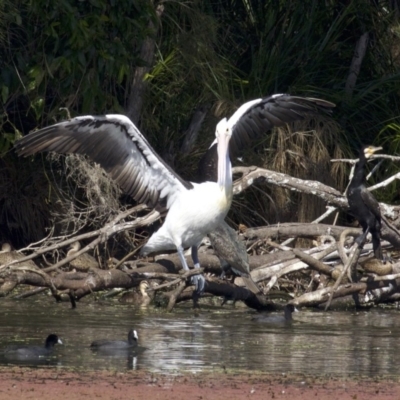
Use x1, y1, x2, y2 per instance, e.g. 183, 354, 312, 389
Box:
3, 334, 62, 360
90, 329, 138, 350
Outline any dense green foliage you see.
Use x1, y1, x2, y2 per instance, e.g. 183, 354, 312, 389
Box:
0, 0, 400, 245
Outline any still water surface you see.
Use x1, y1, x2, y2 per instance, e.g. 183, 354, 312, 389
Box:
0, 297, 399, 377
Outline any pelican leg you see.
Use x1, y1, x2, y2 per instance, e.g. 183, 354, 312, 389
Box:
176, 246, 205, 294
191, 246, 206, 294
177, 246, 190, 272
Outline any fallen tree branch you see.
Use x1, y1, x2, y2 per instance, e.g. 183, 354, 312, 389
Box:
291, 248, 334, 276
293, 277, 400, 308
149, 269, 204, 291
0, 205, 160, 272
233, 166, 346, 206
324, 243, 362, 311
244, 223, 351, 241
3, 160, 400, 311
166, 281, 187, 312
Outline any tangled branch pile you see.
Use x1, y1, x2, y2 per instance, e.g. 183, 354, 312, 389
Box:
1, 158, 400, 312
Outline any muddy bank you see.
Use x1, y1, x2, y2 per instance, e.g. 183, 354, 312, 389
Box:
0, 367, 399, 400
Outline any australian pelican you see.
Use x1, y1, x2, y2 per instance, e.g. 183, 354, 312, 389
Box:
14, 94, 334, 293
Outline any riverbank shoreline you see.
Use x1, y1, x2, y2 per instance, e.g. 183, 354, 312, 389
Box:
0, 367, 399, 399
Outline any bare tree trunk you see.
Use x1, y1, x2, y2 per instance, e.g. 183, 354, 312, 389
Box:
180, 105, 209, 154
344, 32, 369, 98
126, 3, 164, 124
341, 32, 369, 127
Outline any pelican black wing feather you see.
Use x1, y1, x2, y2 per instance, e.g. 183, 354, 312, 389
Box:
15, 115, 192, 208
198, 94, 335, 182
229, 95, 334, 158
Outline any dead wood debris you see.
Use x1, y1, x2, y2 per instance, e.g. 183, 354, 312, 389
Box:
0, 220, 399, 311
1, 162, 400, 311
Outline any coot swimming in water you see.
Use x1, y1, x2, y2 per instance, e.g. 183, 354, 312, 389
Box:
90, 329, 138, 350
3, 334, 62, 360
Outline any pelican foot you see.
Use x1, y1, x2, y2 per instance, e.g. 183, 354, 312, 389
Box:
191, 274, 206, 294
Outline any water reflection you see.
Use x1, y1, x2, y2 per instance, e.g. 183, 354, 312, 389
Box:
0, 297, 399, 377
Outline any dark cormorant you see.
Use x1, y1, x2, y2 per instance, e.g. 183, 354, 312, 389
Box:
347, 145, 383, 260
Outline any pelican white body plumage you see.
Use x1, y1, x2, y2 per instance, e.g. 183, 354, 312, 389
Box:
143, 180, 232, 254
14, 94, 334, 294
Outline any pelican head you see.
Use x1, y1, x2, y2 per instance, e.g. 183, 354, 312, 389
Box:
363, 145, 382, 159
215, 118, 232, 190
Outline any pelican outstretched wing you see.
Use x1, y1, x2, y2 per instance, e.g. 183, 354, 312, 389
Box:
15, 115, 193, 208
229, 94, 334, 153
199, 94, 335, 182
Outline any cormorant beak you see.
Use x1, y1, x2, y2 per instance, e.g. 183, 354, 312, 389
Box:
365, 145, 382, 158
